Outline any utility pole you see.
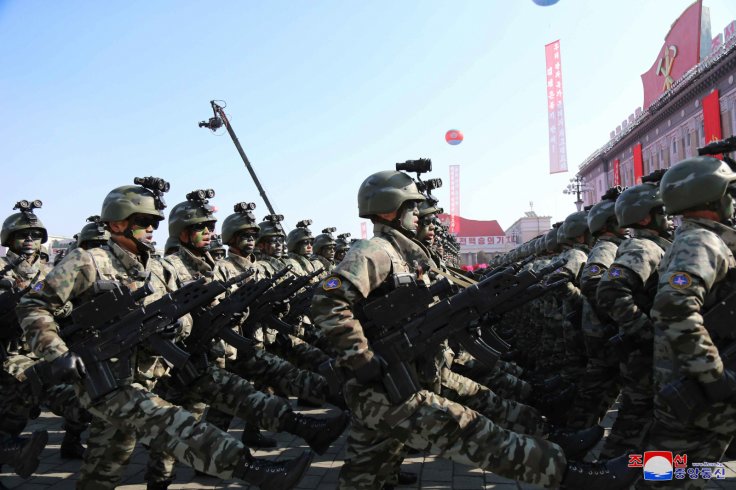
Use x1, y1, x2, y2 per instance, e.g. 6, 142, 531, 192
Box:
198, 100, 277, 216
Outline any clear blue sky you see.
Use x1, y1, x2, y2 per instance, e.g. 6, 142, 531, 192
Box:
2, 0, 736, 240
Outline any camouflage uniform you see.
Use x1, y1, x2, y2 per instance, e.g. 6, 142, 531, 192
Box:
596, 229, 670, 457
16, 241, 253, 488
566, 235, 623, 428
145, 246, 306, 484
312, 223, 566, 489
640, 218, 736, 488
0, 251, 89, 446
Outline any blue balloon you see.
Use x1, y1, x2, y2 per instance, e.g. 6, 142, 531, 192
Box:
532, 0, 559, 5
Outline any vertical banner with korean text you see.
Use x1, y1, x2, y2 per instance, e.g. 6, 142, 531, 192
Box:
449, 165, 460, 235
613, 159, 621, 186
545, 40, 568, 174
360, 222, 367, 239
633, 144, 644, 184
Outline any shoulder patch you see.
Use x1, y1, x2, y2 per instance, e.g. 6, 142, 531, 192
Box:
33, 281, 44, 291
669, 272, 693, 289
323, 276, 342, 291
587, 265, 602, 275
609, 266, 623, 278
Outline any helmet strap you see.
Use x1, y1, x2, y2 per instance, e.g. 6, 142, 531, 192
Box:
122, 227, 155, 255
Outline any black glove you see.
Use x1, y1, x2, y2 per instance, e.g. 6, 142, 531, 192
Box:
49, 351, 87, 382
353, 355, 385, 384
701, 369, 736, 403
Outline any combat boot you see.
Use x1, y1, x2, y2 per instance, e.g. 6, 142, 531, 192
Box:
241, 424, 277, 448
233, 450, 313, 490
561, 454, 639, 489
548, 425, 604, 460
59, 424, 86, 459
282, 410, 349, 455
146, 479, 172, 490
0, 430, 48, 479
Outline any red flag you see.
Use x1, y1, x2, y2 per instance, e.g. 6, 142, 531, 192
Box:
633, 144, 644, 183
641, 1, 702, 109
702, 90, 722, 158
613, 159, 621, 186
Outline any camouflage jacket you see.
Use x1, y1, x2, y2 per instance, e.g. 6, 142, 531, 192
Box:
255, 253, 289, 279
310, 254, 334, 276
597, 228, 671, 343
548, 243, 589, 306
16, 240, 178, 384
312, 223, 438, 376
286, 252, 322, 278
1, 250, 51, 289
652, 217, 736, 384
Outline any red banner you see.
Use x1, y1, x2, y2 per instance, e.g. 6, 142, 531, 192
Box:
449, 165, 460, 234
633, 144, 644, 184
703, 90, 722, 156
613, 159, 621, 186
641, 1, 702, 109
545, 40, 568, 174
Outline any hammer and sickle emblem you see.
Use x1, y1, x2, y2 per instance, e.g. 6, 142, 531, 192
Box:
656, 45, 678, 91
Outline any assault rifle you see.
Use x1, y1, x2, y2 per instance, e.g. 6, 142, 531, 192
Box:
283, 283, 319, 324
698, 135, 736, 169
364, 258, 566, 403
659, 286, 736, 421
0, 280, 32, 341
184, 269, 280, 357
27, 277, 230, 401
242, 266, 323, 336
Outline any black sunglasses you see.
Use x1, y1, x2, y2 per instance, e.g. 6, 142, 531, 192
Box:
16, 229, 44, 240
190, 221, 216, 232
130, 215, 161, 230
237, 231, 258, 240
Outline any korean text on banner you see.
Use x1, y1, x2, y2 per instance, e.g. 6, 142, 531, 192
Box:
634, 144, 644, 184
545, 40, 568, 174
613, 159, 621, 187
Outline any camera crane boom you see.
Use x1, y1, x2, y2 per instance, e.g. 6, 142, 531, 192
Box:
198, 100, 277, 216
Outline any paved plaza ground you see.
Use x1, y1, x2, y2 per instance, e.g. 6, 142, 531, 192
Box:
2, 399, 736, 489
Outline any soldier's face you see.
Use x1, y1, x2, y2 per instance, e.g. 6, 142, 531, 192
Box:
234, 231, 257, 255
185, 221, 215, 250
297, 239, 313, 257
262, 236, 283, 257
417, 216, 436, 245
320, 244, 336, 261
11, 229, 43, 256
335, 249, 347, 263
399, 202, 420, 234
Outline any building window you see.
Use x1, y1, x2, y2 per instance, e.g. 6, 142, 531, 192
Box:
699, 121, 705, 145
672, 138, 677, 156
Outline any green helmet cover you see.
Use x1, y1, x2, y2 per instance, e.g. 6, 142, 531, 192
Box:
168, 199, 216, 239
286, 226, 314, 252
1, 212, 48, 247
660, 156, 736, 214
562, 211, 589, 240
615, 183, 662, 227
221, 211, 260, 244
358, 170, 425, 218
587, 200, 617, 235
101, 185, 165, 222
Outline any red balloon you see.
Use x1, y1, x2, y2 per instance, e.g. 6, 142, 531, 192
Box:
445, 129, 463, 145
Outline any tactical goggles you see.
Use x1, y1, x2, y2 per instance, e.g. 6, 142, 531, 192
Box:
130, 215, 161, 230
190, 221, 216, 232
236, 231, 258, 241
264, 236, 284, 244
299, 239, 314, 246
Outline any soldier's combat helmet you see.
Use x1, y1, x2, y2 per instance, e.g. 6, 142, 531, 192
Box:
545, 223, 561, 253
1, 200, 48, 247
164, 236, 180, 256
561, 211, 589, 241
587, 187, 623, 236
313, 227, 337, 255
615, 183, 663, 228
286, 220, 314, 253
208, 233, 226, 260
77, 215, 110, 247
168, 189, 217, 239
358, 171, 425, 218
221, 202, 259, 244
101, 177, 168, 222
256, 214, 286, 244
660, 156, 736, 215
418, 198, 443, 219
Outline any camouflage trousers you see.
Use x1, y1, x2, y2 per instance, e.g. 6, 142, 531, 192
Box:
451, 355, 532, 402
339, 369, 558, 489
600, 349, 654, 459
267, 332, 330, 372
0, 355, 89, 439
566, 337, 620, 429
206, 341, 329, 432
144, 362, 292, 484
635, 397, 735, 489
75, 381, 248, 489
